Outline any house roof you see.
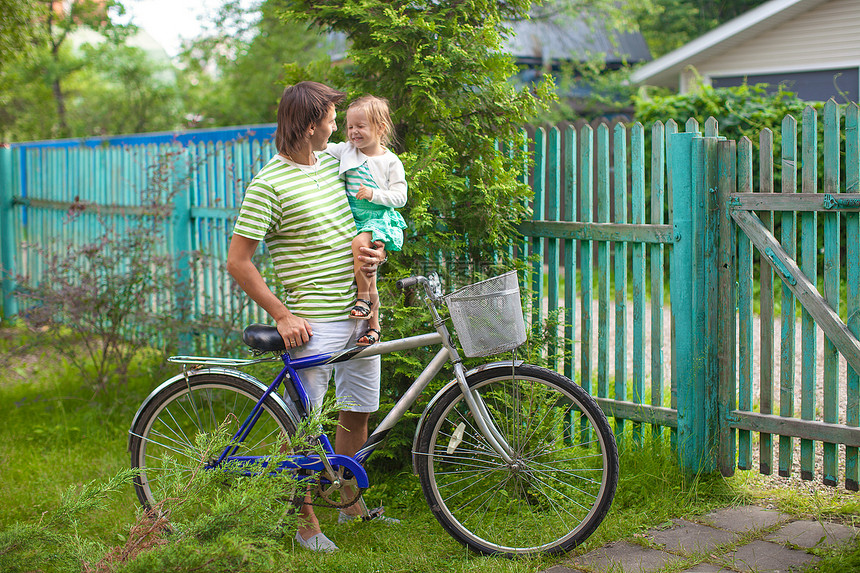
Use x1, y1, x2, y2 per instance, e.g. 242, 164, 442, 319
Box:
506, 16, 652, 67
630, 0, 829, 87
328, 12, 653, 69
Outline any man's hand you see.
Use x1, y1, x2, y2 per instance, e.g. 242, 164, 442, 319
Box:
356, 184, 374, 201
358, 241, 386, 278
275, 312, 313, 349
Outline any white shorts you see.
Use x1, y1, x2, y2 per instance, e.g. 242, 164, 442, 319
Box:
289, 319, 380, 413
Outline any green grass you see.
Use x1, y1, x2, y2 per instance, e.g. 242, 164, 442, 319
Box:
1, 327, 857, 572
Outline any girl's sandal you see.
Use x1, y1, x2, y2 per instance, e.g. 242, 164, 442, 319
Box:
356, 328, 381, 346
349, 299, 373, 320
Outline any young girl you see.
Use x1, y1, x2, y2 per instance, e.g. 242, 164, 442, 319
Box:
326, 95, 407, 346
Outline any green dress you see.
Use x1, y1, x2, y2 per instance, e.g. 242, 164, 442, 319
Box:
344, 161, 407, 251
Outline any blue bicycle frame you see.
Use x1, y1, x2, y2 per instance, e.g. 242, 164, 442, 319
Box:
162, 330, 448, 491
140, 275, 518, 507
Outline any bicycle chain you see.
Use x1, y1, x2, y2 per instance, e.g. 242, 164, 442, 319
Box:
307, 487, 367, 509
290, 468, 366, 509
289, 438, 366, 509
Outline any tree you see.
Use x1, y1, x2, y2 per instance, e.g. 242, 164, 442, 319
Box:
0, 0, 182, 141
531, 0, 656, 31
637, 0, 769, 58
178, 0, 332, 128
284, 0, 553, 269
68, 42, 181, 135
0, 0, 40, 68
38, 1, 132, 136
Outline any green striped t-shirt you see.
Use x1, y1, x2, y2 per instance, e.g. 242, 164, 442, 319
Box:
232, 153, 357, 321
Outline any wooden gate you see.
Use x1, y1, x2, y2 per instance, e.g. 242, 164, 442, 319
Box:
666, 101, 860, 490
521, 104, 859, 489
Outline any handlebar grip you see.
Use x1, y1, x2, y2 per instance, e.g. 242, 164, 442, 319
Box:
396, 276, 421, 290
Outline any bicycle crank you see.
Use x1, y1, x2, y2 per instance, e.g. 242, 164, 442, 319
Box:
315, 466, 365, 508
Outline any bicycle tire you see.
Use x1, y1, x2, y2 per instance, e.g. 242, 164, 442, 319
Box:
129, 372, 298, 509
415, 363, 618, 556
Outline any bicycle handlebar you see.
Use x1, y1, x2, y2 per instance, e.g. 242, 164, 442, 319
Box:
397, 274, 444, 304
396, 276, 425, 290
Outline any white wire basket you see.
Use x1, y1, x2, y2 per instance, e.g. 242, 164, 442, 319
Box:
443, 271, 527, 357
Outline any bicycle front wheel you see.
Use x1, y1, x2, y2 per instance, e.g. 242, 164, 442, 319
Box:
129, 372, 298, 509
415, 364, 618, 556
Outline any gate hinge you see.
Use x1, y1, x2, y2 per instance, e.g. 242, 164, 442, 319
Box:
764, 247, 797, 286
823, 193, 860, 210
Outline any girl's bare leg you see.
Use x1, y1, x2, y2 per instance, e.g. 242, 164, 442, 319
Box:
368, 288, 380, 333
350, 232, 375, 320
352, 233, 384, 343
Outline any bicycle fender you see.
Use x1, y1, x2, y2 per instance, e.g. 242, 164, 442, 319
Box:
128, 367, 301, 452
410, 360, 523, 475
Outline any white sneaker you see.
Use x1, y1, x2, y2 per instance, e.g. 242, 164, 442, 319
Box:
295, 531, 338, 553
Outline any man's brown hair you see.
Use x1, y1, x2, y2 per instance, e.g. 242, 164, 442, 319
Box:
275, 81, 346, 157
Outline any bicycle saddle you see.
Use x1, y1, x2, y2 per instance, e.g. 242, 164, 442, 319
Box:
243, 324, 286, 352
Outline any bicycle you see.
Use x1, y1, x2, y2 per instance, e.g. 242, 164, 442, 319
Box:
129, 271, 618, 556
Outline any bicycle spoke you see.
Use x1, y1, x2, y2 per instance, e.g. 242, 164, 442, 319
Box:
146, 434, 198, 461
162, 403, 197, 450
131, 376, 297, 511
524, 468, 598, 513
527, 458, 605, 484
417, 365, 617, 555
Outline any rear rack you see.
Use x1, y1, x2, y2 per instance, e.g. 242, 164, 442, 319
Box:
167, 355, 280, 368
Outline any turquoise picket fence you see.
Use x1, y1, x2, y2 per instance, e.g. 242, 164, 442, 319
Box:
2, 108, 858, 486
0, 125, 278, 331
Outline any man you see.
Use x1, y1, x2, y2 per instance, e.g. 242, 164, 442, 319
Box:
227, 81, 386, 552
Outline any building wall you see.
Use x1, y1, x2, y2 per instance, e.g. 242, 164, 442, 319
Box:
691, 0, 860, 99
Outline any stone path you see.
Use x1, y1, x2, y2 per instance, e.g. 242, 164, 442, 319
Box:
543, 505, 858, 573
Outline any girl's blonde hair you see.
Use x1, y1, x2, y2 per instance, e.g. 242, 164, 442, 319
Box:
348, 95, 395, 148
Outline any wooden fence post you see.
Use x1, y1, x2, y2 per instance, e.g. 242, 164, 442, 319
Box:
698, 124, 725, 475
172, 144, 193, 351
531, 128, 546, 337
717, 139, 738, 476
0, 145, 17, 319
668, 130, 710, 473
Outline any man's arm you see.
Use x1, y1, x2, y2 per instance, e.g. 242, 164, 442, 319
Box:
226, 234, 313, 348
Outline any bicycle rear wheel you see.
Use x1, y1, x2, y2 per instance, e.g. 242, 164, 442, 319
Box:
129, 372, 298, 509
415, 364, 618, 556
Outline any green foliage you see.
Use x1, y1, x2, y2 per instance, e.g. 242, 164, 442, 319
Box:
0, 469, 137, 572
811, 539, 860, 572
633, 79, 830, 193
0, 427, 305, 573
67, 42, 181, 136
635, 78, 813, 138
0, 1, 181, 141
177, 0, 332, 128
0, 0, 40, 65
276, 0, 555, 471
